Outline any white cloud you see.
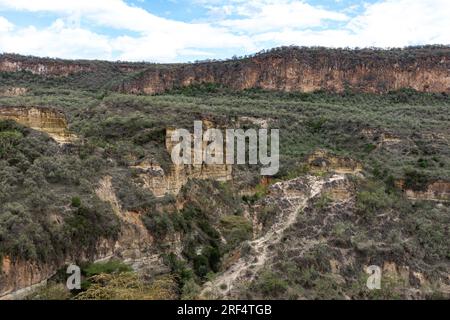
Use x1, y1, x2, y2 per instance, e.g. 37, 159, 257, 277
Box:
0, 16, 12, 32
217, 1, 349, 33
347, 0, 450, 47
251, 0, 450, 49
0, 0, 256, 61
0, 0, 449, 62
0, 19, 113, 60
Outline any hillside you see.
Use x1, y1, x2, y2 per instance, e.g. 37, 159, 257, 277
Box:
0, 47, 449, 300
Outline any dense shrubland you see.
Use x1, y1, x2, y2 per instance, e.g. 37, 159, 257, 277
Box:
1, 80, 449, 299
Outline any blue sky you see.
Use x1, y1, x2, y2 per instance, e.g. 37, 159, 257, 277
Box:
0, 0, 448, 62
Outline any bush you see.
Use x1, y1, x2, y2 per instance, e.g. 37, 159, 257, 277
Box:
83, 260, 132, 277
220, 215, 253, 251
356, 181, 394, 218
75, 273, 178, 300
142, 212, 174, 240
403, 169, 429, 191
252, 270, 288, 297
71, 196, 81, 208
193, 254, 209, 278
181, 279, 201, 300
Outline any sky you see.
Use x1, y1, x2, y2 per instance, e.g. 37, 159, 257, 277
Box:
0, 0, 448, 62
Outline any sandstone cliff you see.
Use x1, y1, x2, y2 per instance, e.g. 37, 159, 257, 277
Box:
117, 46, 450, 94
396, 179, 450, 202
0, 106, 77, 144
134, 124, 232, 197
2, 47, 449, 94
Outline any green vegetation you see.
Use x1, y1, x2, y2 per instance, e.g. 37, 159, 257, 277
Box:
219, 215, 253, 251
75, 273, 178, 300
83, 260, 133, 277
1, 63, 449, 300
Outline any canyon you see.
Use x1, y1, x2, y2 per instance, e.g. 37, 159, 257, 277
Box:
0, 46, 449, 300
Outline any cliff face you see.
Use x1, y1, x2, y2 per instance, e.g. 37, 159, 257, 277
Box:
396, 179, 450, 202
0, 106, 76, 144
0, 54, 148, 77
1, 47, 449, 94
135, 125, 232, 197
0, 56, 94, 76
118, 47, 450, 94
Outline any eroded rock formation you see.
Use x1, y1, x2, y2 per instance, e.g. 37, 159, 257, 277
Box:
396, 179, 450, 202
0, 87, 27, 97
0, 106, 77, 144
307, 149, 363, 174
201, 174, 348, 299
2, 47, 449, 94
117, 47, 450, 95
0, 54, 148, 77
135, 125, 233, 197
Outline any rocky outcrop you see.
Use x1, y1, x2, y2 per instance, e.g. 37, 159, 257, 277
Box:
0, 54, 148, 77
0, 56, 93, 76
307, 149, 363, 174
396, 179, 450, 202
0, 237, 118, 300
117, 47, 450, 95
0, 106, 77, 144
0, 87, 27, 97
135, 125, 233, 197
138, 162, 233, 198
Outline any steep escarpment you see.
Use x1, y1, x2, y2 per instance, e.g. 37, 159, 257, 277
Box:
117, 46, 450, 94
0, 174, 172, 299
0, 53, 148, 77
2, 47, 449, 94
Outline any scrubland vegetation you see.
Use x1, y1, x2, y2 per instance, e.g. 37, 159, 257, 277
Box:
1, 70, 449, 299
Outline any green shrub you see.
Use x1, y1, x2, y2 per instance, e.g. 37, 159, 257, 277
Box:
220, 215, 253, 251
404, 169, 429, 191
83, 260, 132, 277
71, 196, 81, 208
142, 212, 174, 240
253, 270, 288, 297
356, 181, 394, 218
193, 254, 209, 278
315, 193, 332, 210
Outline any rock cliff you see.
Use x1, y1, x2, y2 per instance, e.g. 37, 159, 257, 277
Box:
0, 106, 77, 144
0, 54, 148, 76
2, 47, 449, 94
134, 125, 232, 197
117, 46, 450, 94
